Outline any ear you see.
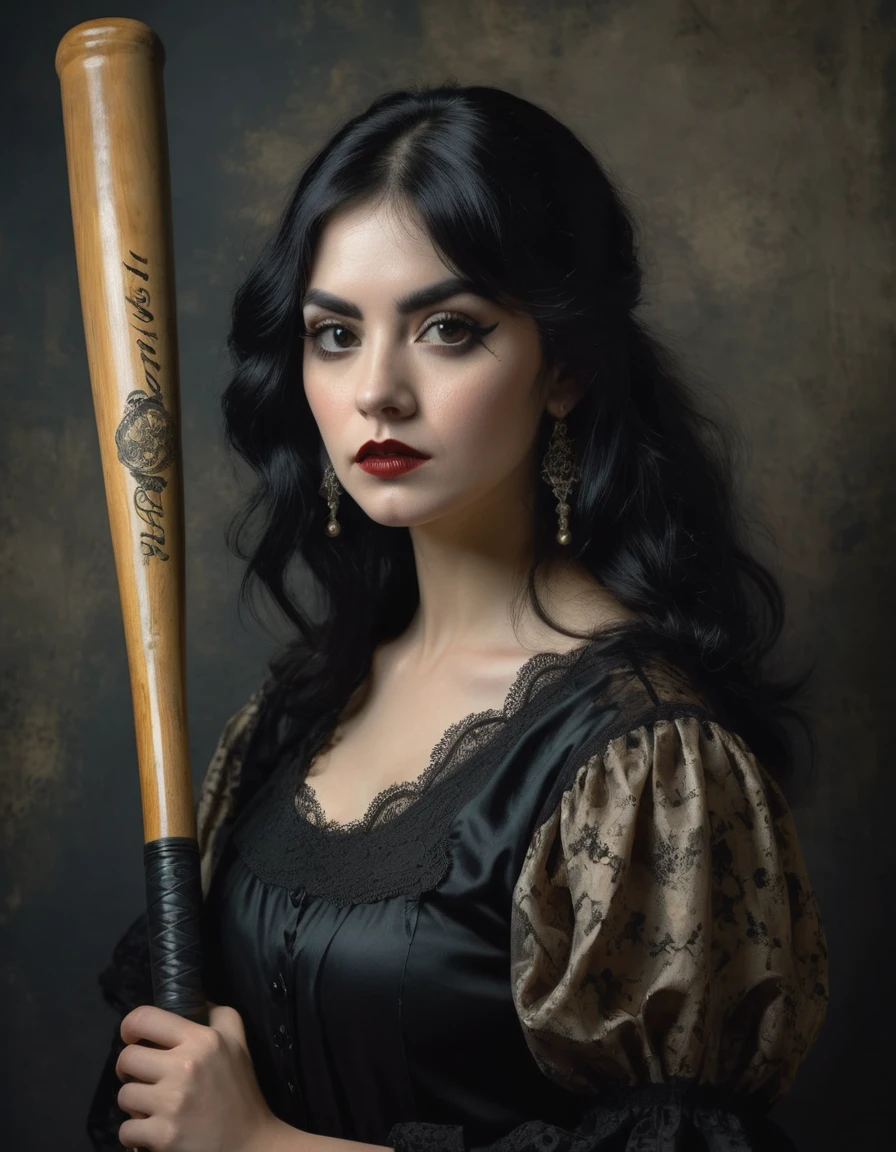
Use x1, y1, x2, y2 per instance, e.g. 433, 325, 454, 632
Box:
543, 367, 586, 420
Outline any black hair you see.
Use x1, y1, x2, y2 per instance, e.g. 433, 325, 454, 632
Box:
221, 82, 815, 788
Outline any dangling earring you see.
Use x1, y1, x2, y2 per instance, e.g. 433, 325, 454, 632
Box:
319, 459, 342, 538
541, 417, 580, 546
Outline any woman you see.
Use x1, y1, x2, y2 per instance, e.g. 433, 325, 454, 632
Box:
88, 84, 828, 1152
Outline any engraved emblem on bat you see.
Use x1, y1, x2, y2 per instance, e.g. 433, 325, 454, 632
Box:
116, 250, 174, 563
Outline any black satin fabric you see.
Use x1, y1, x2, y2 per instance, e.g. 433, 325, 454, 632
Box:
201, 652, 616, 1145
196, 642, 796, 1152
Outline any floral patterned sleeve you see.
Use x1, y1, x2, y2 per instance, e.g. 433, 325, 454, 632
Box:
507, 714, 829, 1147
196, 681, 269, 896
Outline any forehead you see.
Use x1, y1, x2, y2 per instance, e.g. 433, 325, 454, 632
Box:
307, 199, 451, 289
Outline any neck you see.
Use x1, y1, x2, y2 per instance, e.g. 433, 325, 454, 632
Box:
406, 533, 531, 664
400, 465, 586, 664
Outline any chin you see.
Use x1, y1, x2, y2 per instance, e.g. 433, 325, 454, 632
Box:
348, 497, 415, 529
353, 495, 449, 531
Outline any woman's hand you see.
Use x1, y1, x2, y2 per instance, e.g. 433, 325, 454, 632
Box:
115, 1000, 281, 1152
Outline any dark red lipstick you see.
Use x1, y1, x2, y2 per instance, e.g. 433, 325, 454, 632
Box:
355, 438, 430, 477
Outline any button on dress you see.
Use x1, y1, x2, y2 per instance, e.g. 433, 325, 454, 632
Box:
87, 638, 828, 1152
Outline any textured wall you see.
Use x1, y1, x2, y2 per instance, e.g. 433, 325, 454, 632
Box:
1, 1, 892, 1147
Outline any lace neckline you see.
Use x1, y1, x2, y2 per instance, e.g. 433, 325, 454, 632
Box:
291, 638, 600, 837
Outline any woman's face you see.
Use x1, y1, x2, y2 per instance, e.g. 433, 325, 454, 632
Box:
302, 198, 564, 535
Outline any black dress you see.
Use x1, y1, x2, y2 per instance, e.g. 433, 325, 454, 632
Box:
88, 638, 828, 1152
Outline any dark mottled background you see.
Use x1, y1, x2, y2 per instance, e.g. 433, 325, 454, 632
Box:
1, 1, 893, 1147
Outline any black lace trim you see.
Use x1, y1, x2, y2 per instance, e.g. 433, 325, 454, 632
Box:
388, 1122, 466, 1152
294, 644, 598, 835
230, 640, 728, 907
232, 642, 604, 905
387, 1078, 797, 1152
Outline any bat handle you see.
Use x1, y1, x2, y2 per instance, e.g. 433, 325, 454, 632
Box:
143, 837, 208, 1024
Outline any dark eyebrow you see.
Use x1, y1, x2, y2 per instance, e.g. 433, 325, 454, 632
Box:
301, 276, 485, 320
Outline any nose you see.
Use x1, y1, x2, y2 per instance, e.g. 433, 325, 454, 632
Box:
353, 340, 416, 421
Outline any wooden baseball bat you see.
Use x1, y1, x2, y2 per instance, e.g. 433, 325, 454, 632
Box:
56, 18, 207, 1027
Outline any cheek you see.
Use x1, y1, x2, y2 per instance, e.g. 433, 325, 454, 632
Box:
303, 363, 342, 430
432, 353, 541, 450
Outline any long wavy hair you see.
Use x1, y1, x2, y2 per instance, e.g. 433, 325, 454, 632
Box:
221, 82, 814, 788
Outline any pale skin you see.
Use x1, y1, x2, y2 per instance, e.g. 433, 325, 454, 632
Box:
116, 195, 638, 1150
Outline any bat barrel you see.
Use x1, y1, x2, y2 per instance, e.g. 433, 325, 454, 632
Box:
57, 18, 207, 1027
55, 18, 164, 75
56, 18, 192, 845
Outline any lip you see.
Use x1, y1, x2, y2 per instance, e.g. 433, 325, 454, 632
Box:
357, 455, 427, 477
354, 438, 429, 463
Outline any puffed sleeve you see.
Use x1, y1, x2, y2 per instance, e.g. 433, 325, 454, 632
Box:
86, 684, 269, 1151
196, 680, 269, 895
509, 714, 828, 1147
388, 714, 827, 1152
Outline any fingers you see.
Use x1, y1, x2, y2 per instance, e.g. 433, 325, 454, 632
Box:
115, 1041, 169, 1085
117, 1079, 154, 1118
120, 1003, 198, 1048
119, 1114, 166, 1151
207, 1003, 248, 1048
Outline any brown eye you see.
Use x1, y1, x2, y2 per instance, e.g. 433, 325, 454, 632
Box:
310, 323, 360, 355
419, 314, 476, 348
434, 320, 467, 344
329, 326, 357, 349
